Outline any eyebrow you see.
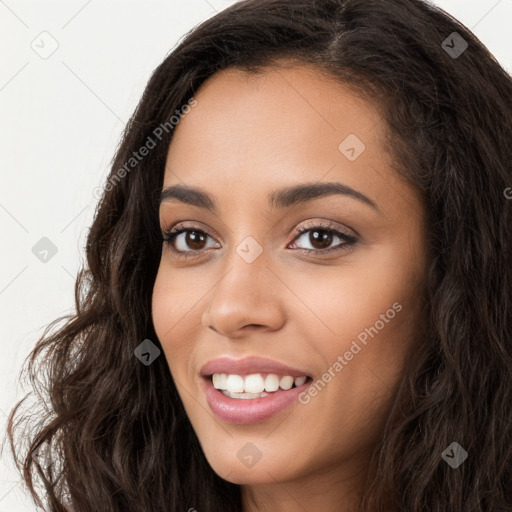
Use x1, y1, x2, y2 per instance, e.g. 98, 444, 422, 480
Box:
159, 182, 379, 213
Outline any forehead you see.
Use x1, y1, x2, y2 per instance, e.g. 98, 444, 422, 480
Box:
163, 64, 419, 218
167, 64, 382, 161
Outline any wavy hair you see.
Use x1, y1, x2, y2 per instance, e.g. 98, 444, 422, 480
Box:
4, 0, 512, 510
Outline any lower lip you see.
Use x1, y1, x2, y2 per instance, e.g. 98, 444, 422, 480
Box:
202, 377, 310, 424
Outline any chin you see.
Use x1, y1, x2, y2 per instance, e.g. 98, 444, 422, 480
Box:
203, 447, 295, 485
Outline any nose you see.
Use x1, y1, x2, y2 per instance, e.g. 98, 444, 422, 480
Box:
201, 245, 286, 338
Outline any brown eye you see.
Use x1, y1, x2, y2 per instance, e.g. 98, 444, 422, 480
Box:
183, 230, 207, 250
308, 229, 333, 250
289, 223, 358, 255
162, 225, 220, 257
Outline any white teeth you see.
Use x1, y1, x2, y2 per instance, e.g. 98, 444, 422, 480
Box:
244, 374, 265, 394
222, 390, 269, 399
294, 376, 307, 387
211, 372, 308, 394
212, 373, 228, 390
279, 376, 294, 390
226, 374, 244, 393
264, 374, 280, 392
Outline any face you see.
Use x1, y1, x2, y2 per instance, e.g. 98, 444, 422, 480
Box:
152, 63, 428, 491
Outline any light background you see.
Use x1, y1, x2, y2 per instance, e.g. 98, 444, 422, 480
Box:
1, 1, 511, 510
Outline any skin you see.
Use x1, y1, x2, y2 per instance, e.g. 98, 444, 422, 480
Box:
152, 62, 429, 512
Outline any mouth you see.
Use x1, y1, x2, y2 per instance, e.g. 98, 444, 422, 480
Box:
199, 356, 314, 424
201, 372, 313, 424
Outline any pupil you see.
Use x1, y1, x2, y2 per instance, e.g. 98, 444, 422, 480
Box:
310, 229, 332, 249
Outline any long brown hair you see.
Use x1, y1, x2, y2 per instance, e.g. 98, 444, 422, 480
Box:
4, 0, 512, 510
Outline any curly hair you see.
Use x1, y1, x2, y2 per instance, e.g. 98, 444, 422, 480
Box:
4, 0, 512, 510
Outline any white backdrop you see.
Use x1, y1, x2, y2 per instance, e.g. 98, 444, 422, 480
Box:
1, 1, 511, 510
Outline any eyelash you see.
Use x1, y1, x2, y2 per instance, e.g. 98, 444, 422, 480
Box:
161, 221, 358, 260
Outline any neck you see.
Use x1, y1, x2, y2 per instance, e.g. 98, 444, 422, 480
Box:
241, 457, 369, 512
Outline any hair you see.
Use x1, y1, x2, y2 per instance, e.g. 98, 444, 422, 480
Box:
3, 0, 512, 510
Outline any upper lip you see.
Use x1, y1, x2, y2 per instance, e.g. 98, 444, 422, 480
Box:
200, 356, 312, 378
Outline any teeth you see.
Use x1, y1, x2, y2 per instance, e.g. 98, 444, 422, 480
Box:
222, 390, 269, 399
211, 372, 308, 394
244, 374, 265, 394
294, 376, 307, 387
212, 373, 228, 390
279, 376, 294, 390
226, 374, 244, 393
264, 374, 280, 392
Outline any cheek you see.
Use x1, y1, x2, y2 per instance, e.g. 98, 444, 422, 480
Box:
151, 270, 172, 345
151, 268, 196, 375
152, 262, 202, 334
290, 243, 423, 344
290, 244, 424, 421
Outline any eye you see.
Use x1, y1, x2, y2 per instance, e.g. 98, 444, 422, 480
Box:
162, 223, 220, 258
288, 221, 357, 255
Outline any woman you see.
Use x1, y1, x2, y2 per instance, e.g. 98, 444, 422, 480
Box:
5, 0, 512, 510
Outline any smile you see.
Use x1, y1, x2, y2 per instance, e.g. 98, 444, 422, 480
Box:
202, 373, 312, 424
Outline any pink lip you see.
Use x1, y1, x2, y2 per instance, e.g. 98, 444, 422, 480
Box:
200, 356, 311, 378
201, 377, 311, 424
